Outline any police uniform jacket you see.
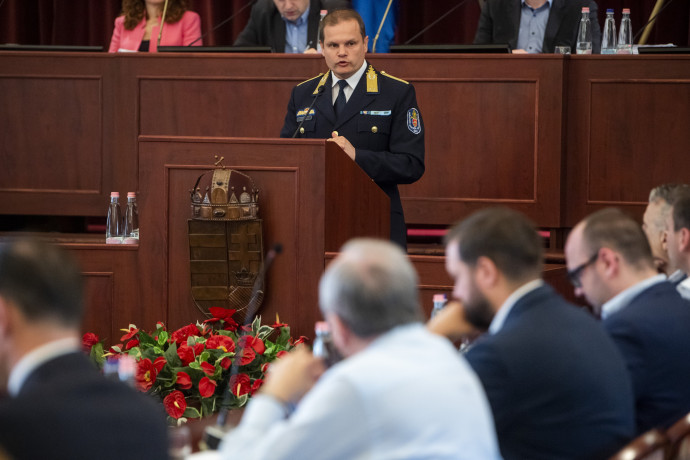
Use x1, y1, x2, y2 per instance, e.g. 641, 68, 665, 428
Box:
280, 65, 425, 247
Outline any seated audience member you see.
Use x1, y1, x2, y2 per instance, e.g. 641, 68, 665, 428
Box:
0, 238, 168, 460
666, 188, 690, 299
642, 183, 689, 278
234, 0, 350, 53
109, 0, 202, 53
432, 207, 634, 460
219, 239, 501, 459
473, 0, 602, 53
565, 208, 690, 433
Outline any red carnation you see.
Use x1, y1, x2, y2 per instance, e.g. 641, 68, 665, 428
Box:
200, 361, 216, 376
153, 356, 167, 372
124, 339, 139, 350
199, 377, 217, 398
220, 357, 232, 370
164, 391, 187, 419
82, 332, 99, 349
170, 324, 201, 344
228, 374, 251, 396
176, 371, 192, 390
136, 358, 158, 391
177, 344, 195, 366
206, 335, 235, 353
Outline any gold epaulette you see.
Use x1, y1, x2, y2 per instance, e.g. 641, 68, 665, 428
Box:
297, 73, 324, 86
380, 70, 409, 85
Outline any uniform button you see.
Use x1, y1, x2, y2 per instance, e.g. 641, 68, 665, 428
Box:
371, 126, 378, 133
332, 130, 338, 137
299, 127, 305, 134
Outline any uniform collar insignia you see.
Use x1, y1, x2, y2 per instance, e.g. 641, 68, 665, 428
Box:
313, 73, 329, 96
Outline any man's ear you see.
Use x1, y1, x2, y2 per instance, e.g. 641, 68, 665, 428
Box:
327, 313, 351, 355
660, 229, 669, 251
0, 296, 12, 340
598, 247, 620, 279
474, 256, 499, 290
680, 228, 690, 253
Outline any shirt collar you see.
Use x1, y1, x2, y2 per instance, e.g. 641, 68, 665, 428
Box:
521, 0, 552, 8
489, 279, 544, 334
601, 274, 667, 320
8, 337, 80, 397
331, 60, 368, 90
668, 269, 687, 284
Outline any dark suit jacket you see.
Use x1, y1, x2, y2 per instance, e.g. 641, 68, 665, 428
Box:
604, 281, 690, 434
474, 0, 602, 53
466, 285, 635, 460
280, 67, 425, 247
0, 352, 168, 460
234, 0, 350, 52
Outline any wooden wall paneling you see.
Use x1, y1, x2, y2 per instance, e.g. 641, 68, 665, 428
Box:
564, 55, 690, 226
369, 55, 565, 228
138, 137, 331, 339
0, 52, 118, 217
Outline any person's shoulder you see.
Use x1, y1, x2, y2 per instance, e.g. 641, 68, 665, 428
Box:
114, 15, 126, 26
297, 72, 326, 87
181, 10, 201, 21
378, 70, 410, 86
293, 72, 328, 96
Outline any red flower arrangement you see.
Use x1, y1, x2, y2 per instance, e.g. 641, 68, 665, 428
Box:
85, 310, 306, 422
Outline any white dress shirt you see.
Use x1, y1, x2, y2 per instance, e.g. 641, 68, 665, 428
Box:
601, 274, 667, 320
331, 60, 368, 105
489, 279, 544, 334
219, 323, 501, 459
7, 337, 80, 396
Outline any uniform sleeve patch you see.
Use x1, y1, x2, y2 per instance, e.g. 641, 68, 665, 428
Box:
407, 108, 421, 134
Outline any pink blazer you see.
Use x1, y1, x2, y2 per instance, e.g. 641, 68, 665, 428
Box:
108, 10, 202, 52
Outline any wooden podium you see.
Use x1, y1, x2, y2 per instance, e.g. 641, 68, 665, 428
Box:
138, 137, 389, 338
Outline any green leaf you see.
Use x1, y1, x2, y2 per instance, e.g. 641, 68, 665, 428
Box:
153, 346, 163, 355
276, 326, 291, 347
182, 406, 202, 419
158, 330, 169, 345
164, 342, 181, 367
89, 342, 105, 367
200, 351, 210, 362
189, 362, 201, 370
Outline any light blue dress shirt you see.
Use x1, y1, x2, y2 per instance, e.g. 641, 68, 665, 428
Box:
517, 0, 552, 53
601, 274, 667, 320
283, 7, 310, 53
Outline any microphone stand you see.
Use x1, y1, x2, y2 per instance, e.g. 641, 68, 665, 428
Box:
372, 0, 395, 53
403, 0, 471, 45
156, 0, 170, 49
187, 0, 257, 47
291, 84, 325, 138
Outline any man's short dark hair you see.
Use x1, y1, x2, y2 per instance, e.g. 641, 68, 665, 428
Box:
581, 208, 654, 269
649, 183, 688, 204
0, 238, 84, 326
319, 9, 366, 43
671, 188, 690, 232
445, 207, 543, 282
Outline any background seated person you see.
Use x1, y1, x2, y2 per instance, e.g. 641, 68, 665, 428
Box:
474, 0, 601, 53
109, 0, 202, 53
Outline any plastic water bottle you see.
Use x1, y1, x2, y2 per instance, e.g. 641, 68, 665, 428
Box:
617, 9, 633, 54
316, 10, 327, 53
106, 192, 122, 244
431, 293, 447, 318
576, 7, 593, 54
313, 321, 339, 367
601, 9, 617, 54
122, 192, 139, 244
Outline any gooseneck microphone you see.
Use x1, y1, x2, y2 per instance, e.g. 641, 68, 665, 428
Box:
403, 0, 471, 45
291, 84, 325, 138
203, 243, 283, 449
156, 0, 170, 49
187, 0, 257, 47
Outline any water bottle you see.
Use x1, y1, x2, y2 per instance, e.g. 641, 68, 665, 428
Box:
106, 192, 122, 244
617, 9, 633, 54
576, 7, 592, 54
313, 321, 339, 367
122, 192, 139, 244
601, 9, 617, 54
431, 293, 447, 318
316, 10, 327, 53
118, 355, 137, 388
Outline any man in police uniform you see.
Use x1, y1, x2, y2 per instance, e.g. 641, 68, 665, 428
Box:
279, 9, 425, 248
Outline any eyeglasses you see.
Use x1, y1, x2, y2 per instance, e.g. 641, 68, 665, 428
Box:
567, 252, 599, 288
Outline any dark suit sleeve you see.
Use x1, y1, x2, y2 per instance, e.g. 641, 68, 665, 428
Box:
604, 318, 649, 401
588, 0, 602, 54
473, 0, 495, 44
234, 1, 265, 46
354, 83, 425, 185
465, 341, 517, 435
279, 87, 299, 138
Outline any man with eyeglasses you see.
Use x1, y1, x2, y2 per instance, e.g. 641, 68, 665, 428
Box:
565, 207, 690, 434
432, 207, 634, 460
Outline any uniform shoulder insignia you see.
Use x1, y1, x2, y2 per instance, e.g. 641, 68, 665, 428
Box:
297, 73, 324, 87
380, 71, 409, 85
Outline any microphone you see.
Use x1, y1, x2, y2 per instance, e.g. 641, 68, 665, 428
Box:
372, 0, 395, 53
291, 84, 325, 138
203, 243, 283, 450
156, 0, 170, 49
187, 0, 257, 47
403, 0, 471, 45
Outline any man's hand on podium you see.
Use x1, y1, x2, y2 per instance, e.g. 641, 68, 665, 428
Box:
328, 132, 356, 160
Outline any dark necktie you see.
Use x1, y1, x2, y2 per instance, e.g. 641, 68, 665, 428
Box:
334, 79, 348, 118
